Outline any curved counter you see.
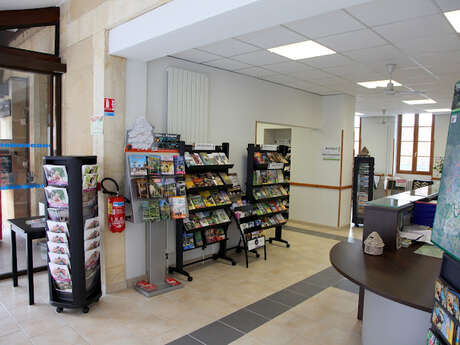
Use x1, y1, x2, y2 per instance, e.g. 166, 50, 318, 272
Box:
330, 240, 441, 345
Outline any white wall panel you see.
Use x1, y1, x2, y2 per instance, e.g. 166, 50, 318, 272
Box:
167, 67, 209, 143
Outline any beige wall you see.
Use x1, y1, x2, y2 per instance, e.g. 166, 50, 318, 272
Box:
58, 0, 174, 292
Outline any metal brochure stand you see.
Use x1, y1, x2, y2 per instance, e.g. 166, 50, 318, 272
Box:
125, 148, 184, 297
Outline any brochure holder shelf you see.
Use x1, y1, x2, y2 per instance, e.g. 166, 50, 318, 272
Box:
352, 156, 374, 226
169, 142, 236, 282
43, 156, 101, 314
246, 144, 290, 248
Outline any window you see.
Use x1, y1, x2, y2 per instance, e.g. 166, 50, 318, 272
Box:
353, 116, 361, 156
397, 113, 434, 174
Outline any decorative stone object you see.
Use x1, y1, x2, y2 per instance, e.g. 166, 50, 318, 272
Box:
364, 231, 385, 255
358, 146, 370, 156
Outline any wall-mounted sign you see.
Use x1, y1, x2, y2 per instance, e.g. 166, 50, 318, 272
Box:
104, 97, 115, 116
322, 146, 340, 161
90, 115, 104, 135
0, 99, 11, 118
261, 144, 277, 151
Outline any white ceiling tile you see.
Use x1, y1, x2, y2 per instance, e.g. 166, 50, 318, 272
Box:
288, 68, 336, 81
435, 0, 460, 12
300, 54, 354, 68
232, 50, 290, 65
197, 39, 259, 57
347, 0, 439, 27
284, 10, 364, 39
171, 49, 221, 63
261, 74, 298, 84
263, 61, 314, 74
326, 64, 385, 81
316, 29, 387, 52
236, 26, 305, 49
396, 33, 460, 54
237, 66, 275, 78
343, 45, 405, 63
203, 58, 252, 71
416, 50, 460, 66
373, 14, 455, 43
366, 58, 419, 74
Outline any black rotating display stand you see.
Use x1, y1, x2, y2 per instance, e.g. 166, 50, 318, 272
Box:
43, 156, 101, 314
352, 156, 374, 226
246, 144, 290, 248
169, 143, 236, 281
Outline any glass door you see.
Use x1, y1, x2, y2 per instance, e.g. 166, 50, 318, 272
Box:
0, 67, 55, 277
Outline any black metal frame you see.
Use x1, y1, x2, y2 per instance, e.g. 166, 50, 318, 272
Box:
352, 156, 374, 226
43, 156, 101, 313
246, 144, 290, 248
168, 142, 236, 282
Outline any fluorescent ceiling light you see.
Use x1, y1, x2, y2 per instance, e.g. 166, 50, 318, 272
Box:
403, 99, 436, 105
444, 10, 460, 33
425, 108, 451, 113
268, 40, 336, 60
355, 112, 363, 115
357, 80, 402, 88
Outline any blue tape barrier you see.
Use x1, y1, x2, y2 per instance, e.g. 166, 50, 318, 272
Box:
0, 143, 50, 148
0, 183, 44, 191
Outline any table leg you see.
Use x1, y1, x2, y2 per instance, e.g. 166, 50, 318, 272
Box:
26, 236, 34, 305
11, 227, 18, 287
358, 286, 365, 320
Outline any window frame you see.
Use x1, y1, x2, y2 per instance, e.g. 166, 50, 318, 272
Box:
353, 116, 362, 157
396, 113, 435, 175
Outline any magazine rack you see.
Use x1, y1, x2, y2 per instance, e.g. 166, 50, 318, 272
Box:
43, 156, 101, 314
427, 253, 460, 345
169, 142, 236, 282
246, 144, 290, 248
352, 156, 374, 226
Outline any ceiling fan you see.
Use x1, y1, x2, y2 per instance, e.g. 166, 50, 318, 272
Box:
383, 64, 426, 96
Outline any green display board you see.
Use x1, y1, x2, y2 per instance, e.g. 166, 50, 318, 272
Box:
432, 81, 460, 262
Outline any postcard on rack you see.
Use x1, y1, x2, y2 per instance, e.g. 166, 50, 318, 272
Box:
47, 231, 68, 244
447, 289, 460, 321
82, 174, 98, 190
160, 157, 175, 175
84, 227, 100, 241
84, 217, 100, 230
147, 155, 161, 175
48, 241, 70, 256
82, 164, 99, 176
84, 236, 101, 251
174, 155, 185, 175
47, 220, 69, 234
43, 165, 68, 186
49, 263, 72, 292
47, 208, 69, 222
48, 252, 70, 267
85, 248, 100, 271
44, 186, 69, 208
435, 279, 448, 308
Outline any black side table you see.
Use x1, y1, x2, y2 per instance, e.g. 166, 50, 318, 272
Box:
9, 216, 46, 305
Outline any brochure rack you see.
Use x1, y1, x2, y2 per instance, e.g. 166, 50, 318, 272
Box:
427, 253, 460, 345
352, 156, 374, 226
246, 144, 290, 248
124, 144, 186, 297
43, 156, 101, 314
169, 143, 236, 282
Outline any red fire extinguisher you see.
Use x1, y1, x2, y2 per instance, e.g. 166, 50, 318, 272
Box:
101, 178, 130, 233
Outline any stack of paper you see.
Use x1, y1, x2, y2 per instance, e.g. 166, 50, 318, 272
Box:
127, 117, 154, 150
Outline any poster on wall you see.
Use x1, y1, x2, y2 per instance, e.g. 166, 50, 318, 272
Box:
104, 97, 115, 117
321, 146, 341, 161
431, 81, 460, 262
90, 115, 104, 135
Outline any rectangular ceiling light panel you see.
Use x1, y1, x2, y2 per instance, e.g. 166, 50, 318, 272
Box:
268, 40, 336, 60
425, 108, 451, 112
445, 10, 460, 33
357, 80, 402, 88
402, 99, 437, 105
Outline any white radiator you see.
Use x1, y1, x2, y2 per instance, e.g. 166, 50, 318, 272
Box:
167, 67, 209, 143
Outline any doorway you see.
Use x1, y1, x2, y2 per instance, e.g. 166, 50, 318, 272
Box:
0, 67, 55, 277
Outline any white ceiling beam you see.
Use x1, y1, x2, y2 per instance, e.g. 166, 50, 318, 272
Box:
109, 0, 372, 61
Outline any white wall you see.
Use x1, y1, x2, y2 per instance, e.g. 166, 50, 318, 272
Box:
360, 114, 450, 180
124, 56, 354, 279
361, 116, 395, 175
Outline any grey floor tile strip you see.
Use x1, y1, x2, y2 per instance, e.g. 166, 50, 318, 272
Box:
284, 225, 349, 241
167, 266, 351, 345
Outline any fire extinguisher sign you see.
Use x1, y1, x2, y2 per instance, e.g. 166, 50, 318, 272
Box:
104, 97, 115, 117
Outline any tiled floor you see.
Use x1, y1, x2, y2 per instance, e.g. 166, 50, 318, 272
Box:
0, 222, 363, 345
